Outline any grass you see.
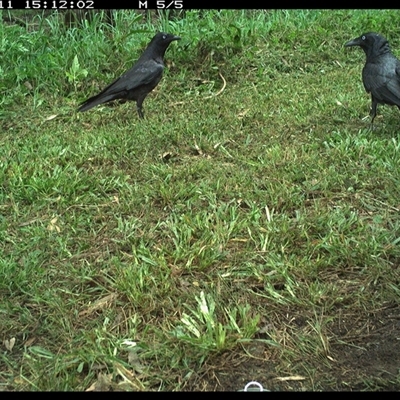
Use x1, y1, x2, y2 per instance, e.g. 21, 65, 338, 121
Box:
1, 9, 400, 391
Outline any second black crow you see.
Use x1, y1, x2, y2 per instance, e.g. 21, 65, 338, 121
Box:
78, 32, 181, 119
345, 32, 400, 126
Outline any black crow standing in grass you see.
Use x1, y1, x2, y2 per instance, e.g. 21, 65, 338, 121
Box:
345, 32, 400, 126
78, 32, 181, 119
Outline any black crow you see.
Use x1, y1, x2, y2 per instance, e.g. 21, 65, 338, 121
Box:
345, 32, 400, 126
78, 32, 181, 119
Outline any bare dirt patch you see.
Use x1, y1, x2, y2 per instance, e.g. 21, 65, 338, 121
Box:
183, 303, 400, 391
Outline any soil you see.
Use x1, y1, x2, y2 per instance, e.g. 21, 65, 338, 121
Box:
183, 303, 400, 391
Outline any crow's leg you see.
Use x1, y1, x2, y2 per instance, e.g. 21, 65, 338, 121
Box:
367, 97, 379, 130
137, 106, 144, 119
136, 98, 145, 119
369, 97, 378, 126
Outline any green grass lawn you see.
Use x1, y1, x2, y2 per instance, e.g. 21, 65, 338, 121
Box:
1, 9, 400, 391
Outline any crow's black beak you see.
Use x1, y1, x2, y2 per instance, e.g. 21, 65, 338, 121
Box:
345, 38, 360, 47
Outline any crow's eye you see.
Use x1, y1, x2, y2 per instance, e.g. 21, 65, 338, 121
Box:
162, 35, 167, 40
362, 35, 366, 40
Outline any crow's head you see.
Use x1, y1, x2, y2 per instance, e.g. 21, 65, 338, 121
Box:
345, 32, 390, 59
144, 32, 181, 59
157, 32, 181, 43
152, 32, 181, 48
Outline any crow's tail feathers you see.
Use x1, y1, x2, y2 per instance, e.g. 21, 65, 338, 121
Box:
77, 93, 116, 112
